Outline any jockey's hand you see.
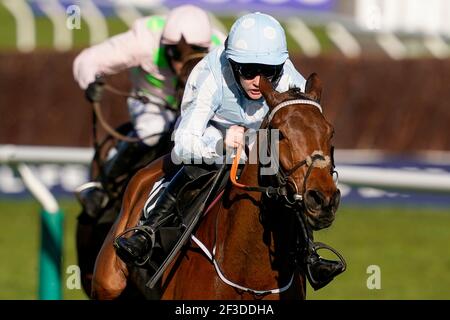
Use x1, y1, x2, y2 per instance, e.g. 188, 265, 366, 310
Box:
85, 76, 105, 103
225, 125, 245, 149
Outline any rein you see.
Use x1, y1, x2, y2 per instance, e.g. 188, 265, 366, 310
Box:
191, 233, 295, 296
230, 98, 329, 203
190, 99, 329, 296
91, 52, 207, 143
91, 84, 174, 144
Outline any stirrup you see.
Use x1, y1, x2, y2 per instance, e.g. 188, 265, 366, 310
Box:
113, 226, 156, 267
304, 242, 347, 291
74, 181, 109, 218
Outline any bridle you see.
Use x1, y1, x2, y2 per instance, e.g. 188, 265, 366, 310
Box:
231, 98, 337, 208
227, 97, 346, 293
192, 98, 345, 296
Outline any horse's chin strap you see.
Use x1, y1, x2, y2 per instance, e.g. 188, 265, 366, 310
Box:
190, 234, 295, 296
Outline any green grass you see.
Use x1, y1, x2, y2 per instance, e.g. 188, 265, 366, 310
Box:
309, 205, 450, 299
0, 2, 16, 50
0, 199, 88, 300
308, 25, 335, 53
0, 199, 449, 300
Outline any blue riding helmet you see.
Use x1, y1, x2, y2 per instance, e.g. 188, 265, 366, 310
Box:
225, 12, 288, 66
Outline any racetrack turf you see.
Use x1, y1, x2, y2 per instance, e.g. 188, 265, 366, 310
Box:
0, 199, 449, 300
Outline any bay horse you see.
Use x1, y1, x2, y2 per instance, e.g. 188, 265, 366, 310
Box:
91, 73, 341, 299
75, 52, 206, 297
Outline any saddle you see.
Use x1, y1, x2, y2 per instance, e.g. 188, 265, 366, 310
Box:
140, 163, 230, 289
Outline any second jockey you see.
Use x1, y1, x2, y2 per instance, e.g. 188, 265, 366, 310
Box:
73, 5, 226, 218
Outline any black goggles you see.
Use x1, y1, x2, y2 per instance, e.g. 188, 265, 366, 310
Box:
233, 62, 284, 81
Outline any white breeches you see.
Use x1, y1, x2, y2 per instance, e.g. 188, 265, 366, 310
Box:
127, 96, 177, 146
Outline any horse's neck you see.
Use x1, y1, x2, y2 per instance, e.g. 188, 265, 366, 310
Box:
218, 163, 292, 284
224, 162, 262, 234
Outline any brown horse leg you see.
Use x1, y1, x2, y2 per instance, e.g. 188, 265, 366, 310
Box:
91, 155, 170, 299
91, 218, 128, 300
75, 213, 96, 296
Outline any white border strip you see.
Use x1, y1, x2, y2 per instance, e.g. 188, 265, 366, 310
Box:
326, 21, 362, 58
423, 35, 450, 59
285, 17, 321, 57
376, 32, 407, 60
37, 0, 72, 51
2, 0, 36, 52
113, 3, 143, 28
77, 0, 108, 45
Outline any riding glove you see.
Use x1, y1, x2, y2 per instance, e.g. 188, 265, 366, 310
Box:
85, 77, 105, 103
225, 125, 245, 149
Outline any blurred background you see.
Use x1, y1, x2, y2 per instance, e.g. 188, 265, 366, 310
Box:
1, 0, 450, 300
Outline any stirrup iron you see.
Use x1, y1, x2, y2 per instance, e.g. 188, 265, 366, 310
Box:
113, 226, 156, 267
305, 241, 347, 291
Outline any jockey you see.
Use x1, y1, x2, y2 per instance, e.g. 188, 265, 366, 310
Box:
115, 12, 307, 264
73, 5, 226, 217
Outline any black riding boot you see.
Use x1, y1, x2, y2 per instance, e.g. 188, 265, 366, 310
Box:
305, 249, 346, 290
114, 166, 195, 265
75, 138, 154, 219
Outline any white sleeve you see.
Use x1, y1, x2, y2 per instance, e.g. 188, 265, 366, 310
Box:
73, 18, 154, 89
282, 59, 307, 91
173, 59, 222, 164
210, 27, 227, 47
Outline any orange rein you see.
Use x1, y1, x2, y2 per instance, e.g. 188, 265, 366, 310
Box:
229, 142, 280, 197
230, 144, 248, 189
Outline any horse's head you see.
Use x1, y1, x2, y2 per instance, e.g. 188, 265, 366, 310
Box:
260, 73, 340, 230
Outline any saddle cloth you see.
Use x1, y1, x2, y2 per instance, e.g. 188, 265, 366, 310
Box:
140, 164, 230, 288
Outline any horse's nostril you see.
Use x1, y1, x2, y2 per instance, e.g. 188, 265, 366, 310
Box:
331, 189, 341, 211
305, 190, 325, 211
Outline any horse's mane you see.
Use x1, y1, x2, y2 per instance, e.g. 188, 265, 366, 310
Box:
287, 86, 318, 103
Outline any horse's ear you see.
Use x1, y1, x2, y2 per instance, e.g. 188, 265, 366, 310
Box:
259, 76, 281, 109
305, 73, 322, 102
178, 36, 192, 60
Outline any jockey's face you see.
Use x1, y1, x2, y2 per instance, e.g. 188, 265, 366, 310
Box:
165, 45, 183, 76
166, 43, 208, 77
239, 75, 262, 100
171, 60, 183, 76
232, 61, 284, 100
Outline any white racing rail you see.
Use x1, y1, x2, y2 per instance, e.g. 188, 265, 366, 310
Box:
338, 165, 450, 193
2, 145, 450, 193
